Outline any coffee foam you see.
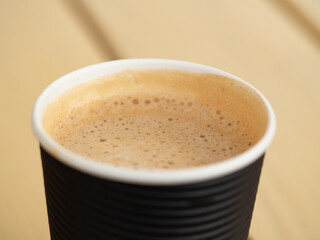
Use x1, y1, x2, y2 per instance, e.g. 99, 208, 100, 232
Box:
43, 70, 268, 169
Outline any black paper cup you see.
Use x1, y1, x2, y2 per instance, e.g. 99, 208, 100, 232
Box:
32, 59, 276, 240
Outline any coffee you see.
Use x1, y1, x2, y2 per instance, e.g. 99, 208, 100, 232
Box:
43, 70, 268, 169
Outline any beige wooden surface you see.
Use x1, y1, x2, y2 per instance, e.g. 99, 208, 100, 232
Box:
1, 0, 319, 239
284, 0, 320, 37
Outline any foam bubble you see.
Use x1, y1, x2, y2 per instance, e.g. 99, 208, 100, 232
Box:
132, 98, 139, 104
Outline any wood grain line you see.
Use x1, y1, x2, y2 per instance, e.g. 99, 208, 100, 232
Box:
60, 0, 121, 60
268, 0, 320, 50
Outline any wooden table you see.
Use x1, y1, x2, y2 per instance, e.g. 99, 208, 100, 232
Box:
1, 1, 319, 239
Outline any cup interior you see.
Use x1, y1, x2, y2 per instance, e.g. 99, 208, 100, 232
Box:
32, 59, 276, 185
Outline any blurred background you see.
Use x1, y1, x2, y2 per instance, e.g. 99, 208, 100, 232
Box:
1, 0, 319, 239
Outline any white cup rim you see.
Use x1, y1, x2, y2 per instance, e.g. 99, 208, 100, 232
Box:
32, 59, 276, 185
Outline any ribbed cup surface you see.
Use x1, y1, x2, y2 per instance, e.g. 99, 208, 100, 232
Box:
41, 147, 264, 240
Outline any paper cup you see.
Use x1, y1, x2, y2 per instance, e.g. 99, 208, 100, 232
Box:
32, 59, 276, 240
